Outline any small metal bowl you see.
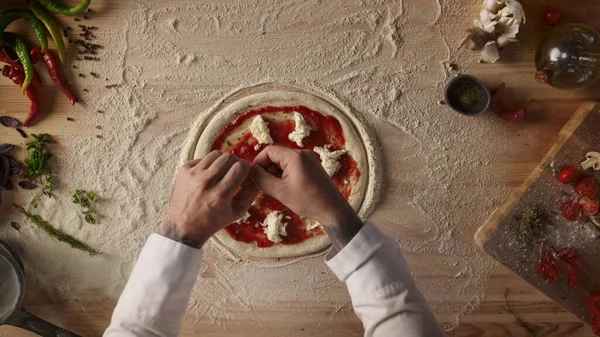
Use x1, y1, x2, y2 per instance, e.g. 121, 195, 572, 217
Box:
444, 75, 491, 116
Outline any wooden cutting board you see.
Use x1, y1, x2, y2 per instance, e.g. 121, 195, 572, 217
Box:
475, 101, 600, 325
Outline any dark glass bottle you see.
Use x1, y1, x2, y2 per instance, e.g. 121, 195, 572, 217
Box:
535, 24, 600, 90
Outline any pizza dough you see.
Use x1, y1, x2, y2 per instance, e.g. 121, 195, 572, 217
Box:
182, 89, 380, 259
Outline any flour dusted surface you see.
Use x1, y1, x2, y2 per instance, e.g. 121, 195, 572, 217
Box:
0, 0, 523, 332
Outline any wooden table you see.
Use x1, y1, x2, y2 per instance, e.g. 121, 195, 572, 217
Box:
2, 0, 600, 336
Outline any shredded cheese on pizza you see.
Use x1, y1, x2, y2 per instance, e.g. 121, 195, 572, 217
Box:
306, 220, 322, 231
262, 211, 288, 243
235, 212, 251, 224
288, 112, 312, 147
249, 115, 273, 145
313, 146, 347, 177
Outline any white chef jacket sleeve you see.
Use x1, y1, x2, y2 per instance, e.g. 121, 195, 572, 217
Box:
104, 234, 203, 337
325, 221, 442, 337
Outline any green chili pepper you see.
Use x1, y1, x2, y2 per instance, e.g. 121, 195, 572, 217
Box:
36, 0, 91, 16
26, 0, 66, 64
0, 9, 48, 52
0, 33, 34, 93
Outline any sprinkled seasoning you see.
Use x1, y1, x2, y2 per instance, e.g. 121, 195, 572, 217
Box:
508, 205, 547, 249
448, 81, 483, 112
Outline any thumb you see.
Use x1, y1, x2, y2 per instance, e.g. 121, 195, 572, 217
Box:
250, 165, 284, 199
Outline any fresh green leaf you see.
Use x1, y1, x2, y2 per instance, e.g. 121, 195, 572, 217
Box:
10, 221, 20, 232
24, 133, 54, 199
84, 212, 96, 224
72, 189, 99, 224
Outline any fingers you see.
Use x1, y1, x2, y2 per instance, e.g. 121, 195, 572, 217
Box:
232, 179, 259, 215
195, 150, 223, 170
220, 160, 251, 195
206, 152, 238, 181
253, 145, 295, 171
183, 158, 202, 169
250, 165, 283, 199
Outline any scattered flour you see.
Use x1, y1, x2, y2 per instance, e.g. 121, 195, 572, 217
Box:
0, 0, 527, 332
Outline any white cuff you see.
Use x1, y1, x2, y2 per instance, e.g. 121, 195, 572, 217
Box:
111, 234, 203, 325
325, 221, 394, 281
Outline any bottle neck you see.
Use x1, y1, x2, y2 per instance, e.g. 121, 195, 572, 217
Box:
536, 62, 560, 84
579, 52, 600, 67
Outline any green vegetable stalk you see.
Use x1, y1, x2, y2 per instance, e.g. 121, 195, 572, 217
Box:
0, 9, 48, 52
37, 0, 91, 16
0, 33, 34, 93
13, 204, 100, 255
26, 0, 67, 64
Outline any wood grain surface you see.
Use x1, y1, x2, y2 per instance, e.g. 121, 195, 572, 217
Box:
1, 0, 600, 336
475, 101, 600, 326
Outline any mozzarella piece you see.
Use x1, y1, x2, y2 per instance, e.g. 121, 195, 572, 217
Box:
235, 212, 251, 224
288, 112, 312, 147
306, 221, 322, 231
313, 146, 347, 177
249, 116, 273, 145
262, 211, 288, 243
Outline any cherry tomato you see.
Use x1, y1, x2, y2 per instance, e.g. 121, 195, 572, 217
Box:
557, 166, 578, 184
577, 178, 599, 199
580, 198, 600, 216
543, 8, 562, 27
562, 201, 583, 222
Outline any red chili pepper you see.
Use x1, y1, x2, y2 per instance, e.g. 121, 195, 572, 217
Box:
590, 295, 600, 335
497, 99, 533, 122
30, 45, 43, 64
38, 49, 77, 105
1, 48, 42, 86
1, 66, 40, 127
537, 240, 581, 287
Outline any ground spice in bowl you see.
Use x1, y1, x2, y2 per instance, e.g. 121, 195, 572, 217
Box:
445, 75, 491, 116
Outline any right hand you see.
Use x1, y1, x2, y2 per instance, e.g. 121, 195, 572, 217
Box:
251, 145, 359, 226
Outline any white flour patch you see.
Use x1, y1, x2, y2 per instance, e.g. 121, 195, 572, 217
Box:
0, 0, 526, 332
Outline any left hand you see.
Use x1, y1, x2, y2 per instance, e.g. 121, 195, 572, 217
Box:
159, 151, 258, 248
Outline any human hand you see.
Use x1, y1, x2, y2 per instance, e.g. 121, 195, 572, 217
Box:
251, 145, 361, 228
160, 151, 258, 249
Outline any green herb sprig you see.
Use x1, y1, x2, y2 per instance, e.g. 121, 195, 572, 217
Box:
72, 189, 99, 224
10, 221, 20, 232
13, 204, 100, 256
504, 288, 538, 336
24, 133, 54, 200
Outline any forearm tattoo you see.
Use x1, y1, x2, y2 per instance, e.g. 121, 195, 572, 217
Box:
158, 221, 202, 249
323, 221, 363, 254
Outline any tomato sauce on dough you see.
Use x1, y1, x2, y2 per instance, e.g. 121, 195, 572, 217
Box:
211, 105, 360, 247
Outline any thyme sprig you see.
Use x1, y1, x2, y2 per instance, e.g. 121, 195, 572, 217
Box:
13, 204, 100, 256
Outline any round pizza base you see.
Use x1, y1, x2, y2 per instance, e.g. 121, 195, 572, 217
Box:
181, 85, 381, 259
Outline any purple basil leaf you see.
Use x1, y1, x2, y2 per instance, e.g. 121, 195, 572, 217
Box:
8, 158, 23, 177
18, 180, 38, 190
0, 156, 9, 184
1, 178, 13, 191
0, 144, 13, 155
0, 116, 19, 128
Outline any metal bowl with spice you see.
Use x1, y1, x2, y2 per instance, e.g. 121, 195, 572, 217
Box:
444, 75, 491, 116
